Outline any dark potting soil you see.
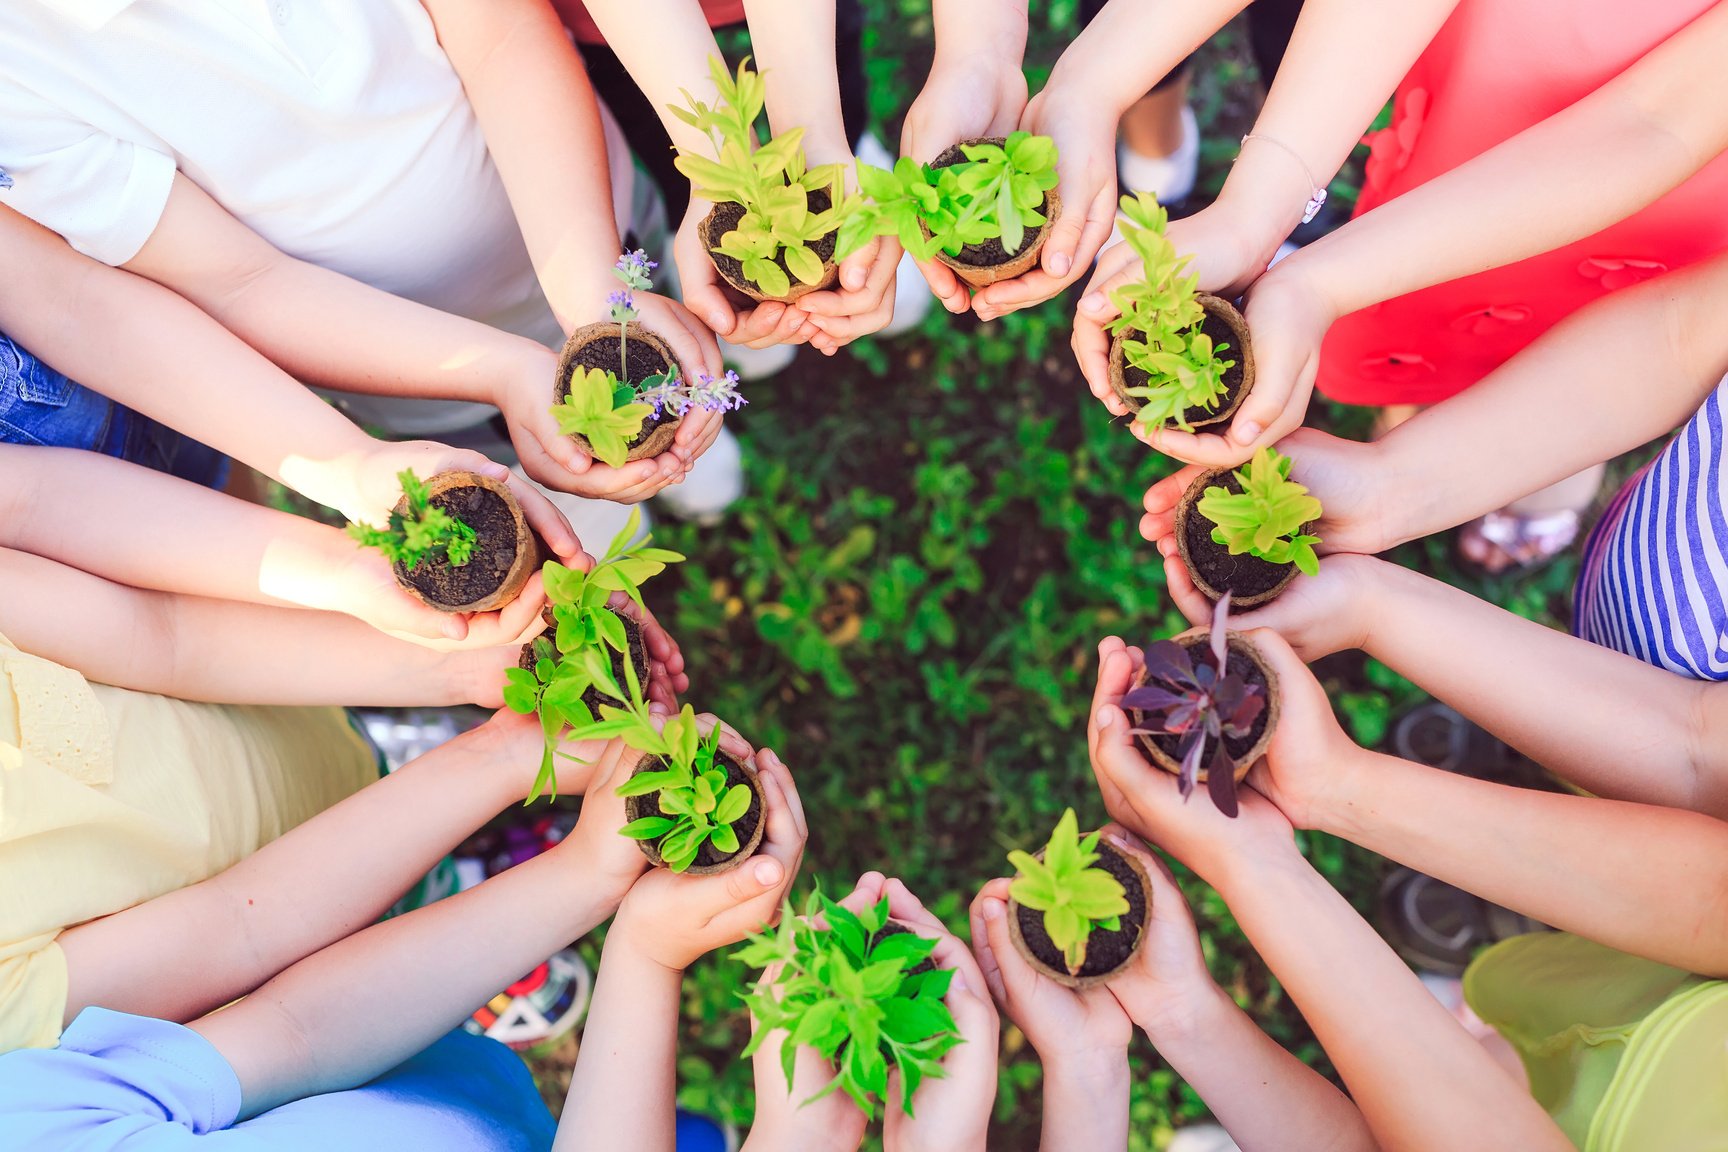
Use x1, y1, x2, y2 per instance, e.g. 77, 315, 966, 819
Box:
640, 750, 762, 869
1122, 308, 1247, 427
709, 190, 837, 296
1143, 640, 1272, 764
563, 333, 676, 449
1183, 471, 1296, 599
875, 921, 938, 977
581, 613, 650, 713
1015, 843, 1146, 980
398, 485, 516, 607
930, 142, 1048, 267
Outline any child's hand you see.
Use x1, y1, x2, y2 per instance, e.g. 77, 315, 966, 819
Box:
1237, 627, 1363, 832
556, 736, 663, 893
1154, 547, 1386, 664
610, 748, 807, 971
879, 879, 999, 1152
600, 591, 689, 712
674, 202, 821, 351
969, 82, 1118, 322
1087, 637, 1301, 888
968, 877, 1131, 1072
797, 148, 904, 355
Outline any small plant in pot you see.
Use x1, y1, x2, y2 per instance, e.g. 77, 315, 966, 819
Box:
552, 250, 746, 468
1122, 596, 1280, 818
670, 57, 850, 303
1006, 809, 1153, 988
502, 508, 682, 801
1175, 446, 1322, 606
579, 702, 766, 875
1104, 193, 1255, 434
737, 890, 961, 1118
838, 131, 1060, 290
346, 468, 543, 614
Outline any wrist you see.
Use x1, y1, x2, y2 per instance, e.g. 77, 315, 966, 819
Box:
1307, 744, 1396, 844
1123, 976, 1234, 1052
933, 2, 1025, 68
1042, 55, 1140, 121
1042, 1045, 1130, 1091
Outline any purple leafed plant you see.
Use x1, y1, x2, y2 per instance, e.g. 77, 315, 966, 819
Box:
1121, 595, 1264, 818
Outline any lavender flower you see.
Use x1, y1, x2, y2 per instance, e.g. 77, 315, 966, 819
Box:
689, 370, 748, 413
636, 376, 688, 419
613, 249, 658, 291
607, 289, 636, 327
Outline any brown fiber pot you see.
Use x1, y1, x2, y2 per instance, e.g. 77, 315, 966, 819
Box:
390, 471, 544, 614
623, 749, 767, 876
1106, 294, 1255, 431
555, 321, 684, 463
698, 198, 840, 304
1130, 630, 1280, 782
1173, 469, 1307, 608
926, 137, 1060, 290
1007, 838, 1154, 989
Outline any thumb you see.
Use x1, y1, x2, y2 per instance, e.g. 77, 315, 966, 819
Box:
1040, 191, 1083, 280
719, 855, 785, 910
838, 237, 877, 293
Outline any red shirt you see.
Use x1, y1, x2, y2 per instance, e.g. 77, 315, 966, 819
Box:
553, 0, 747, 45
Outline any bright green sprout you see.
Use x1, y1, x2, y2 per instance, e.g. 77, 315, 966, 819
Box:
345, 469, 476, 571
607, 705, 748, 872
550, 366, 656, 469
1196, 447, 1324, 575
1008, 808, 1129, 974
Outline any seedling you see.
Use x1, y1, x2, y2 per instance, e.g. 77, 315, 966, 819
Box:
1122, 596, 1265, 818
608, 705, 750, 872
738, 891, 961, 1119
1106, 193, 1236, 432
1008, 809, 1129, 974
502, 507, 683, 802
671, 57, 849, 298
1197, 447, 1323, 575
838, 132, 1059, 261
345, 469, 476, 570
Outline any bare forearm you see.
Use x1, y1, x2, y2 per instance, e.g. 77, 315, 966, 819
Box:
60, 727, 522, 1025
1221, 856, 1568, 1152
745, 1, 846, 162
1038, 1055, 1128, 1152
1358, 560, 1716, 813
1291, 1, 1728, 318
195, 847, 625, 1118
1140, 985, 1373, 1152
422, 0, 620, 331
1044, 0, 1247, 125
573, 0, 724, 162
1317, 745, 1728, 977
555, 936, 681, 1152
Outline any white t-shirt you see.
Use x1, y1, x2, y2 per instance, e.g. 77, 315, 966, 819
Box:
0, 0, 564, 434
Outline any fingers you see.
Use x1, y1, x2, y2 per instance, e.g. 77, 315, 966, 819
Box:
1137, 423, 1254, 469
759, 748, 807, 839
462, 571, 550, 647
504, 473, 580, 560
882, 878, 990, 994
1161, 552, 1215, 627
967, 878, 1015, 1007
910, 252, 970, 315
835, 870, 889, 917
1142, 465, 1206, 515
837, 236, 880, 296
1071, 310, 1127, 416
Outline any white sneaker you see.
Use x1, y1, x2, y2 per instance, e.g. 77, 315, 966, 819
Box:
1117, 105, 1199, 204
854, 131, 932, 337
653, 424, 744, 525
511, 465, 648, 553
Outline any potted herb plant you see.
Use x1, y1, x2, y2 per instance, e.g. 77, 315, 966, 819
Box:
670, 57, 849, 303
738, 891, 962, 1118
1175, 446, 1322, 606
346, 469, 542, 614
838, 132, 1060, 290
1104, 193, 1255, 434
502, 507, 682, 802
552, 250, 747, 468
1006, 809, 1152, 988
609, 704, 767, 874
1122, 596, 1280, 818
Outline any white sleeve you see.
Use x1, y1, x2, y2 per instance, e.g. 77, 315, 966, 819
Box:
0, 84, 175, 266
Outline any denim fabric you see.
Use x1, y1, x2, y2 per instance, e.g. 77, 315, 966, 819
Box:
0, 329, 228, 488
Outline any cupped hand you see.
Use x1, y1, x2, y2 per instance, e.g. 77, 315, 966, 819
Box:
610, 748, 807, 971
879, 879, 999, 1152
342, 553, 550, 650
800, 233, 904, 353
1236, 627, 1361, 832
968, 877, 1131, 1068
557, 737, 656, 891
743, 947, 871, 1152
673, 201, 820, 350
1086, 637, 1300, 888
900, 53, 1028, 316
969, 85, 1118, 321
1155, 546, 1385, 663
1073, 204, 1271, 416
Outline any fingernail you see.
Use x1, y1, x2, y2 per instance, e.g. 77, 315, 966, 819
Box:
1080, 292, 1103, 313
708, 312, 729, 330
1234, 420, 1263, 443
952, 970, 969, 993
844, 267, 865, 290
754, 859, 782, 885
1096, 704, 1119, 728
1049, 252, 1071, 276
760, 748, 781, 769
982, 897, 1005, 922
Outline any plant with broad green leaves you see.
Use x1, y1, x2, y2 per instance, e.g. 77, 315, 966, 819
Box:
1105, 193, 1236, 433
671, 56, 849, 298
345, 469, 476, 571
551, 366, 657, 469
737, 891, 961, 1119
599, 704, 750, 872
1007, 808, 1129, 974
502, 507, 683, 802
1197, 447, 1323, 575
837, 132, 1059, 262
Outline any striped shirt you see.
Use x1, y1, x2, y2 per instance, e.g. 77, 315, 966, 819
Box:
1574, 379, 1728, 680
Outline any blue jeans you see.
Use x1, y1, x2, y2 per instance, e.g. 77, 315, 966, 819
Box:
0, 329, 229, 488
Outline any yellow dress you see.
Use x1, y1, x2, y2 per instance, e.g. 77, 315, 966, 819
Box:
0, 630, 374, 1052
